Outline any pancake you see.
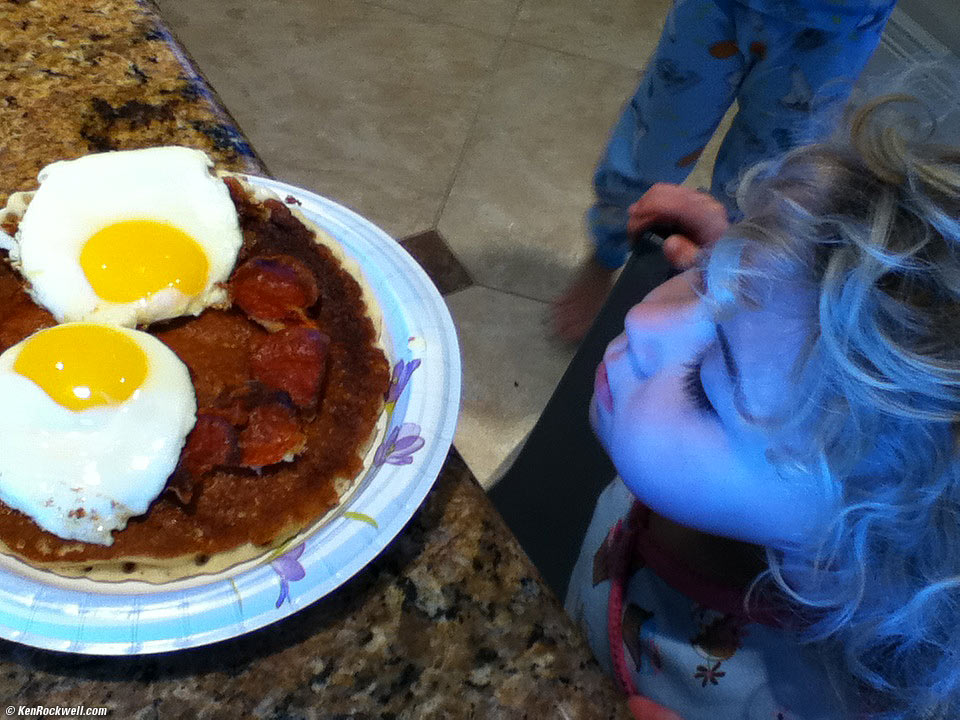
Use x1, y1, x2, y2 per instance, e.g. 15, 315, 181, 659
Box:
0, 172, 391, 582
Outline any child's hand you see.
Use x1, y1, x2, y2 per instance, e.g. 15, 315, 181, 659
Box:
627, 694, 686, 720
627, 184, 729, 269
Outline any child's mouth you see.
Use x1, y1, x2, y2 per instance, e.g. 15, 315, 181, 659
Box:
594, 361, 614, 413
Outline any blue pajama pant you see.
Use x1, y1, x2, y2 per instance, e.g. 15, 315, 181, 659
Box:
589, 0, 895, 268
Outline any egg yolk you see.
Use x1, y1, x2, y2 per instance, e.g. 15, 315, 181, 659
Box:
13, 324, 148, 412
80, 220, 209, 303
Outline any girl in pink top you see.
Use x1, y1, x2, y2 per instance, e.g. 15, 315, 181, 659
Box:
567, 93, 960, 719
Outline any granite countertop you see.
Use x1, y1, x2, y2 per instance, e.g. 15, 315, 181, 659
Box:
0, 2, 630, 717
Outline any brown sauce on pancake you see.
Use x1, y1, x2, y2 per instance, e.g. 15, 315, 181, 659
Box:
0, 183, 391, 567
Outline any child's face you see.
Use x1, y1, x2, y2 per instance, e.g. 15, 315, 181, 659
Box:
590, 268, 830, 549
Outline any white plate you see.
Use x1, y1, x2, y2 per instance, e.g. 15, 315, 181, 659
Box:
0, 176, 461, 655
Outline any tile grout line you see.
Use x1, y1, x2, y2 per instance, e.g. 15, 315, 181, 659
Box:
512, 37, 650, 73
430, 0, 530, 230
355, 0, 507, 44
353, 0, 648, 234
357, 0, 650, 71
357, 0, 649, 72
451, 280, 554, 308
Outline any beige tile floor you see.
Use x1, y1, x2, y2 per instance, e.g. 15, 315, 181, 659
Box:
156, 0, 723, 489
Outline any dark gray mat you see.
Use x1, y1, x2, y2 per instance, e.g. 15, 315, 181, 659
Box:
490, 244, 675, 599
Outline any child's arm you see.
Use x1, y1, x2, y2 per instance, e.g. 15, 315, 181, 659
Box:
627, 184, 729, 268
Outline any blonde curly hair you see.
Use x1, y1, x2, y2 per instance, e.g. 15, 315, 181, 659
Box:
703, 92, 960, 718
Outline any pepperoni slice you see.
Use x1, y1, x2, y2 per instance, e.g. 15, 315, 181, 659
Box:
229, 255, 320, 323
182, 413, 239, 477
204, 392, 251, 428
223, 176, 262, 222
239, 401, 307, 468
263, 198, 308, 236
250, 326, 329, 410
168, 414, 239, 505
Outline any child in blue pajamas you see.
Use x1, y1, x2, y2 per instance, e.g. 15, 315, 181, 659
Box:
551, 0, 897, 343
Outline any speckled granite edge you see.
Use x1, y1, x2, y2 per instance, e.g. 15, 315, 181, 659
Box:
0, 0, 265, 204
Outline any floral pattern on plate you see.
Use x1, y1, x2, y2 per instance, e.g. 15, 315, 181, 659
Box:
271, 357, 424, 607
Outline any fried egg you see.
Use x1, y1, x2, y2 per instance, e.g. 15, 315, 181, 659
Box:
0, 323, 196, 545
11, 146, 242, 327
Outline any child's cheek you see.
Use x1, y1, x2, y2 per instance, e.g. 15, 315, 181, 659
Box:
606, 379, 683, 487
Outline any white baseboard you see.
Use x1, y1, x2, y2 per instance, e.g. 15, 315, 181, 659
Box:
881, 6, 951, 63
865, 6, 960, 118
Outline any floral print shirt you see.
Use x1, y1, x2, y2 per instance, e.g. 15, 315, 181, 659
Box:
566, 479, 845, 720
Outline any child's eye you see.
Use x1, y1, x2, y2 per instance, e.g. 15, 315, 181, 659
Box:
683, 359, 717, 415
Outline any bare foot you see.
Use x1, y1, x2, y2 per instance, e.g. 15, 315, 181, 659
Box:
550, 257, 617, 344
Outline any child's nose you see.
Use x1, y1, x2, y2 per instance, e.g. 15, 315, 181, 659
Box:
623, 278, 713, 375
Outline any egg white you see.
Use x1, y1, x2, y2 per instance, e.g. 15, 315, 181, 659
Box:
0, 326, 197, 546
12, 146, 243, 327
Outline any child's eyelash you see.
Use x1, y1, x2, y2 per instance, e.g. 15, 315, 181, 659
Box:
683, 359, 717, 415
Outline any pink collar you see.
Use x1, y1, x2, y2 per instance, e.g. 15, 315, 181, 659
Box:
605, 502, 791, 696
